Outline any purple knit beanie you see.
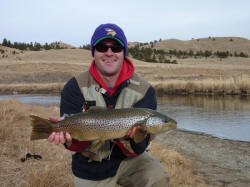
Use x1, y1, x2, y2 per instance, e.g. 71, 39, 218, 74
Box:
90, 23, 128, 57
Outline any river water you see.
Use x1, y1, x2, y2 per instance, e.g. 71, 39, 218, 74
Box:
1, 94, 250, 142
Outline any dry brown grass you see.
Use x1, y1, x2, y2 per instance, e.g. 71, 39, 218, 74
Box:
0, 46, 250, 95
153, 37, 250, 55
152, 74, 250, 95
0, 83, 65, 94
149, 143, 207, 187
0, 99, 73, 187
0, 99, 207, 186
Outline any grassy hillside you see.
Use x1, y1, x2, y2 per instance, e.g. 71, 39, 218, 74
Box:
0, 39, 250, 95
151, 37, 250, 55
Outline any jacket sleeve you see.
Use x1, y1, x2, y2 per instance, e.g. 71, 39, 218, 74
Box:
116, 86, 157, 156
60, 77, 84, 116
133, 86, 157, 110
60, 77, 91, 152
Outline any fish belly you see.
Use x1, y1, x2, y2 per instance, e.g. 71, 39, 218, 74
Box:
66, 128, 129, 141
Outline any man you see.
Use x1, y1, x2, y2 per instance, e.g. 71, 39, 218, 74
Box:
48, 23, 169, 187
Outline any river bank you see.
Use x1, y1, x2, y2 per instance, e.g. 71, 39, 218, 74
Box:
0, 80, 250, 96
156, 129, 250, 187
1, 99, 249, 186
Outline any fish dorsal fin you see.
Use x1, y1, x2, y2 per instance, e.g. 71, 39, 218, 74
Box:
88, 106, 106, 111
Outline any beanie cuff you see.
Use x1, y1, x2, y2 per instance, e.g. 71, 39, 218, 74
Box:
94, 36, 125, 47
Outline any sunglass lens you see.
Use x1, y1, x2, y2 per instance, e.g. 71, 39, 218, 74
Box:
111, 45, 123, 52
95, 44, 123, 53
95, 44, 108, 52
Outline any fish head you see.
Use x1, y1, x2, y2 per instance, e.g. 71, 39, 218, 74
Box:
146, 111, 177, 134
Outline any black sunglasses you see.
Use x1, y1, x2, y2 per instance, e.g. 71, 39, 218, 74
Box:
95, 43, 124, 53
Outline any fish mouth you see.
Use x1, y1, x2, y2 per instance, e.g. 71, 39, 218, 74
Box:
166, 120, 177, 130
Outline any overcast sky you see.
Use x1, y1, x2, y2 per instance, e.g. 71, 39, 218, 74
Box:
1, 0, 250, 46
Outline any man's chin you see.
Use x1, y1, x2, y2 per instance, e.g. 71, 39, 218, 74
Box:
101, 68, 120, 76
103, 71, 117, 76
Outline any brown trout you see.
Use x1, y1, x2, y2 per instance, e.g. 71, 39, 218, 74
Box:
30, 108, 177, 143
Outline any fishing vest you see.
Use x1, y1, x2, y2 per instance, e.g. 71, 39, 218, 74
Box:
75, 71, 151, 161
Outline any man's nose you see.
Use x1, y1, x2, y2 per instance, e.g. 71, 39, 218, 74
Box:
105, 48, 113, 56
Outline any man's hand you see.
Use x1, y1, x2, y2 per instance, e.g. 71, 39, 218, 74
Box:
47, 116, 72, 145
127, 126, 140, 139
127, 126, 148, 140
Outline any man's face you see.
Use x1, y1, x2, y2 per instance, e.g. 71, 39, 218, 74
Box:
94, 38, 124, 77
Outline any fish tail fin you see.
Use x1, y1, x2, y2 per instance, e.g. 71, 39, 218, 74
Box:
30, 115, 53, 140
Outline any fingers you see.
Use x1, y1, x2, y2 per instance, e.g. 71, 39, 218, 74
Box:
59, 132, 66, 144
54, 132, 60, 145
127, 126, 148, 140
48, 132, 67, 145
65, 132, 72, 142
48, 132, 56, 143
127, 127, 139, 138
48, 116, 68, 145
49, 116, 65, 123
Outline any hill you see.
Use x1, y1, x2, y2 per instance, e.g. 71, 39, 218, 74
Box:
151, 37, 250, 55
0, 46, 250, 95
1, 37, 250, 95
0, 39, 76, 52
2, 36, 250, 56
52, 42, 75, 49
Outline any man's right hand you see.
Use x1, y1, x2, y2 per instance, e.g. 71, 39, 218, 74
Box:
48, 116, 72, 145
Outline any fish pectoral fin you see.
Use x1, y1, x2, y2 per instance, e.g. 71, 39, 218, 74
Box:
89, 140, 103, 152
133, 126, 148, 144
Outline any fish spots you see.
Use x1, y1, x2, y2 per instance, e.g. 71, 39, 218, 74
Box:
45, 108, 177, 141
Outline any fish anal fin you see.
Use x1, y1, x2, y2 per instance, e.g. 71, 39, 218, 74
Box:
89, 139, 103, 152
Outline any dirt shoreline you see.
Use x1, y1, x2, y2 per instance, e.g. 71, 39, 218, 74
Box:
0, 87, 249, 96
155, 129, 250, 187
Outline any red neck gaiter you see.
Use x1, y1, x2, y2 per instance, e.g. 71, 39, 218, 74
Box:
89, 57, 134, 96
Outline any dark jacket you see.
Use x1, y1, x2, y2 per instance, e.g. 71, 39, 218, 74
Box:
60, 58, 157, 180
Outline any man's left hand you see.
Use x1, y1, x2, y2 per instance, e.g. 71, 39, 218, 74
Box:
127, 126, 147, 139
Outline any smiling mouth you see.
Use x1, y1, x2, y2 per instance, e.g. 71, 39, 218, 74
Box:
103, 59, 116, 63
